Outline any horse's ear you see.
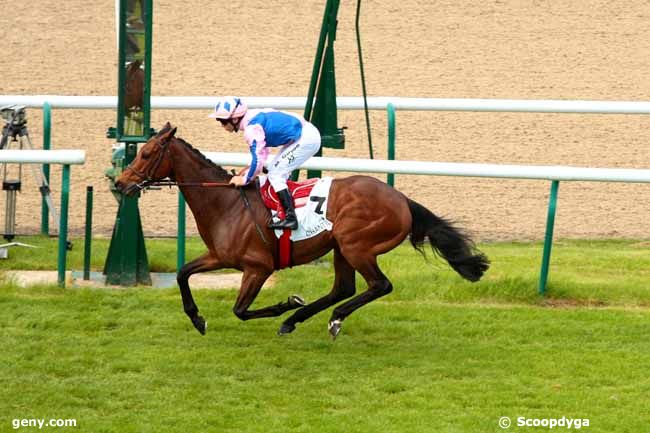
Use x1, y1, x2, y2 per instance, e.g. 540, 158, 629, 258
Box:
159, 125, 177, 142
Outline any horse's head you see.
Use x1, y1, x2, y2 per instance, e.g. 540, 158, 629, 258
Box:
115, 122, 177, 196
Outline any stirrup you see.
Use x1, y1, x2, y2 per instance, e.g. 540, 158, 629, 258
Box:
268, 216, 298, 230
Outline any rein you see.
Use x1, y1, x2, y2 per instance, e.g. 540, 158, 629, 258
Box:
142, 179, 270, 247
144, 180, 233, 189
126, 136, 235, 191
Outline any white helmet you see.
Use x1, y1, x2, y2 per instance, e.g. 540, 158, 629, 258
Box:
208, 96, 247, 120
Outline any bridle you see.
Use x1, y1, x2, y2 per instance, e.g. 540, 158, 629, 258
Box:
123, 134, 269, 246
125, 136, 234, 191
125, 137, 234, 191
126, 137, 171, 191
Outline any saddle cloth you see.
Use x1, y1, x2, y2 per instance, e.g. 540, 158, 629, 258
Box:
258, 176, 334, 269
259, 176, 334, 241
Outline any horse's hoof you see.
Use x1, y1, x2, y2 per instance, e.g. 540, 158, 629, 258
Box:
277, 322, 296, 336
288, 295, 306, 308
192, 315, 207, 335
328, 319, 342, 340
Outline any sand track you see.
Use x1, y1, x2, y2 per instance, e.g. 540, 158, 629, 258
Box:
2, 1, 650, 241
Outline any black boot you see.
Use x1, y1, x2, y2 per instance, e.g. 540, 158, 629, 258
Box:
269, 189, 298, 230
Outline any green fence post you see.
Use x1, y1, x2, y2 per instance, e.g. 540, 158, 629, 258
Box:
177, 191, 186, 272
304, 0, 345, 180
41, 102, 51, 235
83, 186, 93, 280
57, 164, 70, 287
387, 103, 396, 187
539, 180, 560, 295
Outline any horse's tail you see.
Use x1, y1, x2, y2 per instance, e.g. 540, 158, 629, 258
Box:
407, 199, 489, 282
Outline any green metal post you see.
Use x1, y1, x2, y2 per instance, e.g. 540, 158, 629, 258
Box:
104, 142, 151, 285
302, 0, 345, 180
387, 103, 396, 187
41, 102, 51, 235
304, 0, 334, 122
539, 180, 560, 295
104, 0, 153, 285
57, 165, 70, 287
83, 186, 93, 280
115, 0, 153, 142
104, 192, 151, 286
177, 191, 186, 272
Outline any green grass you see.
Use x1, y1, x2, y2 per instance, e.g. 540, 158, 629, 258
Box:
2, 236, 650, 306
0, 286, 648, 433
279, 239, 650, 307
0, 237, 649, 432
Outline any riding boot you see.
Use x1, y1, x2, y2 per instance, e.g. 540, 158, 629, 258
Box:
269, 189, 298, 230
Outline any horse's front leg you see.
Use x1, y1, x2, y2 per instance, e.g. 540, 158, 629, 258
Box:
177, 252, 222, 335
232, 269, 305, 321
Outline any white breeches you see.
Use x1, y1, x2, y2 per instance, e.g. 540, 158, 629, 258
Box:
266, 122, 321, 192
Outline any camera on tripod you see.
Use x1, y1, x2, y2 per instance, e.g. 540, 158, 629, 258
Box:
0, 105, 60, 247
1, 105, 27, 125
1, 105, 28, 146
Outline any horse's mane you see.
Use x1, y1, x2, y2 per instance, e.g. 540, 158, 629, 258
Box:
172, 136, 232, 181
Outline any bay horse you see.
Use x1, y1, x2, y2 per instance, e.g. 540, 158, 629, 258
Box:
115, 123, 489, 339
124, 60, 144, 112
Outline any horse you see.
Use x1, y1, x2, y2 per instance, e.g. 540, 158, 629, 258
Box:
115, 123, 489, 339
123, 60, 144, 113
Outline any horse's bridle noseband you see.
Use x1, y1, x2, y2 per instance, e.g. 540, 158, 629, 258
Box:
126, 138, 172, 191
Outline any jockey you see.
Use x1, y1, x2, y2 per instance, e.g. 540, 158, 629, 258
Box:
209, 96, 322, 230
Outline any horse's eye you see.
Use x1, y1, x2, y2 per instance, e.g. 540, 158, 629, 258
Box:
141, 150, 151, 160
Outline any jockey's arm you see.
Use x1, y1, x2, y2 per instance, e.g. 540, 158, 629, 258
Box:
242, 124, 269, 184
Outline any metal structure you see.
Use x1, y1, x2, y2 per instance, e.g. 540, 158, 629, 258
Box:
104, 0, 153, 286
302, 0, 346, 179
0, 105, 59, 242
302, 0, 375, 180
0, 149, 85, 286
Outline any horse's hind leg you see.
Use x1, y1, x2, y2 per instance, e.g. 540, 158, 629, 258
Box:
278, 248, 356, 335
327, 255, 393, 339
177, 253, 222, 335
232, 269, 304, 321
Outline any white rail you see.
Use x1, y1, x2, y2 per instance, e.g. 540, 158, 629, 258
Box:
0, 149, 85, 288
5, 95, 650, 114
0, 149, 86, 165
204, 152, 650, 183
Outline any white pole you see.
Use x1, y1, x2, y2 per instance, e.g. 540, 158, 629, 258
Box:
115, 0, 120, 51
5, 95, 650, 115
0, 150, 86, 165
203, 152, 650, 184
